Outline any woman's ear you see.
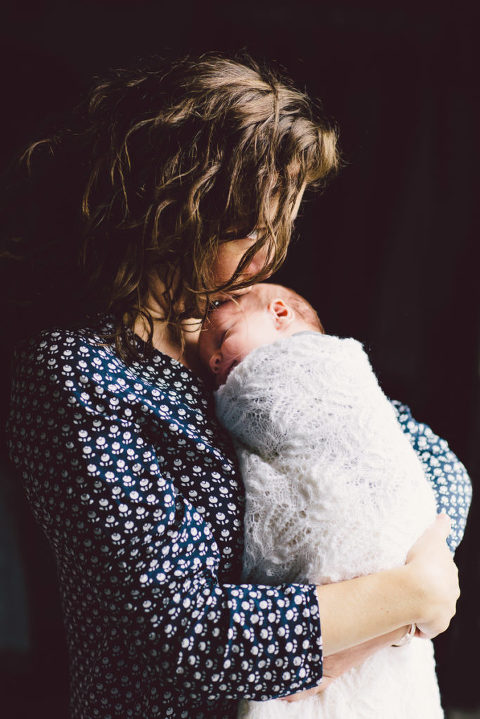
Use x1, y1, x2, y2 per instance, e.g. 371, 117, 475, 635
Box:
268, 298, 294, 329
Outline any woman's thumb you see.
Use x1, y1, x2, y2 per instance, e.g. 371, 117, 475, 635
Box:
435, 512, 451, 539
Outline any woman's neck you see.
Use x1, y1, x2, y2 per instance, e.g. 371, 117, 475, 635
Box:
132, 280, 204, 374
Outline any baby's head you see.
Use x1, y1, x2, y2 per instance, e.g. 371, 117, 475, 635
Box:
198, 283, 324, 387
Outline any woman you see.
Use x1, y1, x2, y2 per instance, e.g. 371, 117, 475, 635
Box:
4, 52, 468, 719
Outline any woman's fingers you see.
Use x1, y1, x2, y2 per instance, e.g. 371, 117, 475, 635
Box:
405, 513, 459, 638
406, 513, 450, 562
282, 683, 331, 702
436, 512, 452, 538
281, 628, 407, 701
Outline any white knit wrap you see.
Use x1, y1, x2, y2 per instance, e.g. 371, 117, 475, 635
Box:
215, 332, 443, 719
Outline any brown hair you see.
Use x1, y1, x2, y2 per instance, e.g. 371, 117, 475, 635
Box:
3, 50, 338, 361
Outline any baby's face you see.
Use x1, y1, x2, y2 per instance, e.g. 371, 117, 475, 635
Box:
198, 292, 280, 387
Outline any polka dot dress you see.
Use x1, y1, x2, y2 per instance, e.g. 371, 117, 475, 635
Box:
6, 315, 471, 718
391, 400, 471, 554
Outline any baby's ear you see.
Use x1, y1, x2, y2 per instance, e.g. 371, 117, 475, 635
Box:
269, 298, 294, 329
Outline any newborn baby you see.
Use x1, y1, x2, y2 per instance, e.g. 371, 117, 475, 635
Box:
198, 283, 444, 719
199, 284, 324, 388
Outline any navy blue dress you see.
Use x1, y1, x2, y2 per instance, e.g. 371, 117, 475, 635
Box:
6, 314, 471, 719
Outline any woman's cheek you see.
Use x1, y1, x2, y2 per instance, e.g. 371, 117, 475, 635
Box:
245, 247, 270, 277
211, 257, 235, 285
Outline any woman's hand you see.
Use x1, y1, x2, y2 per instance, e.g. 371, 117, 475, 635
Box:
281, 626, 409, 702
405, 512, 460, 638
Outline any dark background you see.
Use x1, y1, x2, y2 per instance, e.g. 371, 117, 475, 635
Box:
1, 0, 478, 716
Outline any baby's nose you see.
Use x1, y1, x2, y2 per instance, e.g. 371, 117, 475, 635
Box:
209, 352, 222, 374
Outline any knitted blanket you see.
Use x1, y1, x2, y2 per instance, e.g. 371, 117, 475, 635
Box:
215, 332, 443, 719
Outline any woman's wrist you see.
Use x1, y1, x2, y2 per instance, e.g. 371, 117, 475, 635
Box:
392, 622, 417, 646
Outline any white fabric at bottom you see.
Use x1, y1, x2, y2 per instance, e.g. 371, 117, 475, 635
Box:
237, 639, 442, 719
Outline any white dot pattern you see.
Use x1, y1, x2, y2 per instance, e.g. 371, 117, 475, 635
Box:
6, 316, 323, 719
392, 400, 472, 553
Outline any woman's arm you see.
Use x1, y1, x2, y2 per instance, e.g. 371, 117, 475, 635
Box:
318, 512, 457, 655
7, 330, 324, 707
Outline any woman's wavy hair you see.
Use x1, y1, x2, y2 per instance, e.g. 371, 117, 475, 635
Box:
2, 50, 339, 361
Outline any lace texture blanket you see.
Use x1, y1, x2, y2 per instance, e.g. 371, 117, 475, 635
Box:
215, 332, 443, 719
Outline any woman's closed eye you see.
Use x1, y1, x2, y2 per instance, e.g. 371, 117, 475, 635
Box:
211, 293, 245, 309
221, 228, 260, 242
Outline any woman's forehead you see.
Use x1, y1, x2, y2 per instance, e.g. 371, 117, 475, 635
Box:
212, 297, 244, 321
209, 293, 252, 325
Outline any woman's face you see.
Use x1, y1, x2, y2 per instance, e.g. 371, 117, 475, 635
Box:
210, 231, 270, 297
211, 182, 306, 300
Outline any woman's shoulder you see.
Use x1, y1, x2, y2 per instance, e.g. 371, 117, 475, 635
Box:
12, 314, 117, 379
11, 313, 212, 415
16, 313, 114, 354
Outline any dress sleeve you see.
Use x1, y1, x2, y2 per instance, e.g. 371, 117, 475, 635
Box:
6, 334, 323, 704
391, 400, 472, 553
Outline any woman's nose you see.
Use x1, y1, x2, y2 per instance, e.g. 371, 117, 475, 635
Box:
209, 351, 222, 374
245, 245, 271, 278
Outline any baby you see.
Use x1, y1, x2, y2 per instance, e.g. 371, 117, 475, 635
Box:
198, 283, 449, 719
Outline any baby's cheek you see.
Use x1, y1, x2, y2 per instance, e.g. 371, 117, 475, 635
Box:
223, 336, 242, 361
